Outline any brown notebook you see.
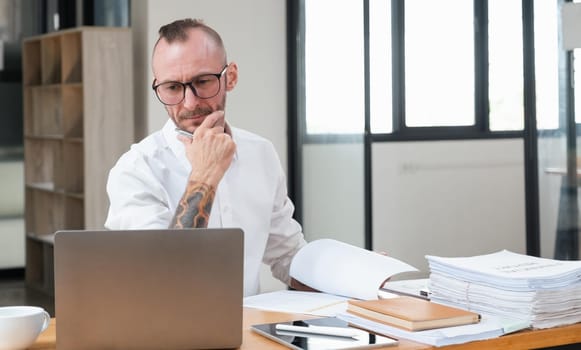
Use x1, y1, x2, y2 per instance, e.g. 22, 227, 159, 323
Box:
347, 296, 480, 331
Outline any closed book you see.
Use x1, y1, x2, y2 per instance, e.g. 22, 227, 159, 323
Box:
347, 296, 480, 331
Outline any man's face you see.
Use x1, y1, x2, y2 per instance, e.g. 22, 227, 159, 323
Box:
152, 29, 233, 134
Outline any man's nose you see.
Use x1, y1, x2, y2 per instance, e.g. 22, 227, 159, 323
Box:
182, 85, 199, 109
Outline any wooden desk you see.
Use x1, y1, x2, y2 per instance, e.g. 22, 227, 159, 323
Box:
28, 308, 581, 349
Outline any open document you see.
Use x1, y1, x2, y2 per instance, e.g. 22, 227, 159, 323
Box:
290, 239, 418, 300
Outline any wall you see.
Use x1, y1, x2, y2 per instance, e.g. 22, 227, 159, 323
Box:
131, 0, 288, 292
0, 160, 24, 268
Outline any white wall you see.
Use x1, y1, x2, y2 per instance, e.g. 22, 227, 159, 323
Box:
131, 0, 288, 292
0, 160, 25, 268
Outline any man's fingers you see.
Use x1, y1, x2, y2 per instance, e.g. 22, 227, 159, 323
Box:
198, 110, 224, 130
177, 134, 191, 145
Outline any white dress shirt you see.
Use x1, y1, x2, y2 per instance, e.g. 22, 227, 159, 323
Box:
105, 119, 307, 296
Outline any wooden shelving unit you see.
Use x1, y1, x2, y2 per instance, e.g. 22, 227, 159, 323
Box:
22, 27, 134, 295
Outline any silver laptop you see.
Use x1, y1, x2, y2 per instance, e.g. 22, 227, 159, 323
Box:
54, 228, 244, 350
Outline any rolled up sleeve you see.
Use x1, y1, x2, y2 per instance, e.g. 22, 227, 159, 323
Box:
262, 170, 307, 285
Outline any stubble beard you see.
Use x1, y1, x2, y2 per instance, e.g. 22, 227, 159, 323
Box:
169, 96, 227, 130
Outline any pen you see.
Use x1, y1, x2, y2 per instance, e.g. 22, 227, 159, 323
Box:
175, 128, 193, 139
275, 324, 359, 338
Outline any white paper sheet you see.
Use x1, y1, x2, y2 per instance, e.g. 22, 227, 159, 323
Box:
290, 239, 418, 300
243, 290, 348, 316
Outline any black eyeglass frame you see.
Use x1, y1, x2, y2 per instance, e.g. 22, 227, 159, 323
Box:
152, 64, 229, 105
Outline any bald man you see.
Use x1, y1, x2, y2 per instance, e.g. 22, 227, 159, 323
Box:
105, 19, 310, 296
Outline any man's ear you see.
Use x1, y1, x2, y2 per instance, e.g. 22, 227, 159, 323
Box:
225, 62, 238, 91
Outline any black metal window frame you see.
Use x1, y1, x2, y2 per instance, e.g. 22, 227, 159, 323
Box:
293, 0, 537, 145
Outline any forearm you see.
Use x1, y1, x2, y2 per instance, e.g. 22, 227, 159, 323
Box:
170, 180, 216, 228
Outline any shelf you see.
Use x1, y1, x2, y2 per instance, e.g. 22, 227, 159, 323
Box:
23, 40, 41, 86
64, 196, 84, 230
61, 32, 82, 84
23, 27, 134, 297
25, 239, 45, 288
63, 82, 83, 88
26, 182, 56, 192
41, 36, 61, 85
25, 188, 65, 236
64, 137, 83, 143
64, 191, 84, 200
25, 183, 84, 199
26, 232, 56, 245
63, 141, 84, 193
27, 85, 63, 137
62, 84, 83, 138
25, 238, 55, 296
24, 134, 64, 141
24, 138, 63, 188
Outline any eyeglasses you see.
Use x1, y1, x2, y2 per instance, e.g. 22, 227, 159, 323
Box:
152, 65, 228, 105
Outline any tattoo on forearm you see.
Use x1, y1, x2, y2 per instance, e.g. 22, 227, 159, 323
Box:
170, 181, 215, 228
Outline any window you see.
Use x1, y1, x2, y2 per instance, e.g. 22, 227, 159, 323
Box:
534, 0, 560, 130
369, 0, 392, 133
304, 0, 364, 134
577, 51, 581, 123
574, 0, 581, 124
404, 0, 474, 128
302, 0, 555, 139
488, 0, 524, 131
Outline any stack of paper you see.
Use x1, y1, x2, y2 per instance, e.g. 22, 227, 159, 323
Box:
426, 250, 581, 329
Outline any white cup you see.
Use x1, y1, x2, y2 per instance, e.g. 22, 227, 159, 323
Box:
0, 306, 51, 350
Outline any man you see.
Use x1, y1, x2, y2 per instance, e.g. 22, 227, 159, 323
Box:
105, 18, 308, 296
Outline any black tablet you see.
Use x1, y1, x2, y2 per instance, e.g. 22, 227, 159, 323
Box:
251, 316, 398, 350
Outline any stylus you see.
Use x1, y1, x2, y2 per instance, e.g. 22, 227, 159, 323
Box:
275, 324, 360, 338
175, 128, 193, 139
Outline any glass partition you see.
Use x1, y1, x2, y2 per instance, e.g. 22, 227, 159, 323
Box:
536, 0, 580, 260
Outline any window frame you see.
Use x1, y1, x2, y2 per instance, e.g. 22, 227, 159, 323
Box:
297, 0, 531, 143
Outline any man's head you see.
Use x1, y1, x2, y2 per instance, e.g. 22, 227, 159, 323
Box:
152, 19, 238, 134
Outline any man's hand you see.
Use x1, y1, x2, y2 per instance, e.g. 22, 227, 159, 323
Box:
289, 278, 320, 292
170, 111, 236, 229
178, 110, 236, 187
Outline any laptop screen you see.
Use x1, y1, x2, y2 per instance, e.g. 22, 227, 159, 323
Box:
54, 228, 244, 350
